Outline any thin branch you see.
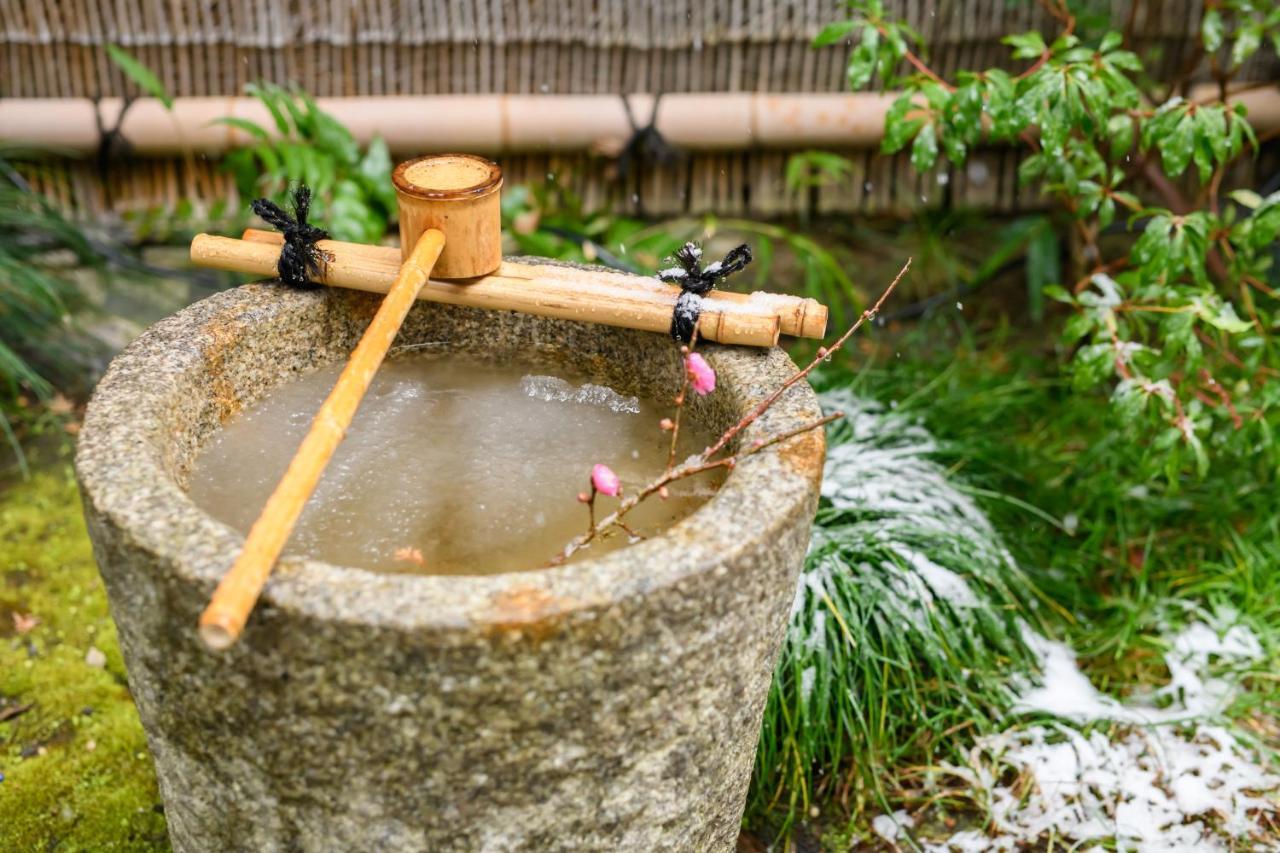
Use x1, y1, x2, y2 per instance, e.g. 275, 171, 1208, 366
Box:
548, 259, 911, 566
549, 412, 843, 565
666, 329, 698, 472
702, 258, 911, 460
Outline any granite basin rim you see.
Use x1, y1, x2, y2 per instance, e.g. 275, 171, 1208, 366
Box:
76, 276, 826, 638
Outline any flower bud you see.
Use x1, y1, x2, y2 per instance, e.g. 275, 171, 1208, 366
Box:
591, 463, 621, 497
685, 352, 716, 396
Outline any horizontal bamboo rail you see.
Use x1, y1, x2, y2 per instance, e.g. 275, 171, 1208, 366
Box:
191, 230, 831, 346
8, 86, 1273, 156
235, 229, 825, 339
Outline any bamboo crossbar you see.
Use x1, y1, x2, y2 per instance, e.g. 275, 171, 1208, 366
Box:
191, 230, 829, 346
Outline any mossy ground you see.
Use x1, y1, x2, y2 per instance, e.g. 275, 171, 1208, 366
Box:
0, 448, 168, 851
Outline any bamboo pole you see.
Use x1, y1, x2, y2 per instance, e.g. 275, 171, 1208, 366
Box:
197, 229, 447, 651
7, 86, 1273, 155
192, 232, 808, 345
239, 228, 824, 339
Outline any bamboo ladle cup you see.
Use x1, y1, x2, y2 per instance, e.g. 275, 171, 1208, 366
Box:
197, 154, 503, 651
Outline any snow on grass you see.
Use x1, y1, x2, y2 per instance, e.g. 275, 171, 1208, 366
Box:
928, 617, 1279, 851
755, 392, 1038, 820
761, 390, 1277, 847
1013, 617, 1264, 724
810, 389, 1021, 621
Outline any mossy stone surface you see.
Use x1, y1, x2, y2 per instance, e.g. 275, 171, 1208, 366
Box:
75, 276, 825, 852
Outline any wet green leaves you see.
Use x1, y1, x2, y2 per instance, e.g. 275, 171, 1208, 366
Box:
220, 84, 396, 244
815, 0, 1280, 475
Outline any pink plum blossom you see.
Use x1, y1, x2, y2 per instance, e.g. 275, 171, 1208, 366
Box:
591, 463, 621, 496
685, 352, 716, 395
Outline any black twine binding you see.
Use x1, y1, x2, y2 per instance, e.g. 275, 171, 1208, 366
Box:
657, 242, 753, 343
251, 186, 329, 288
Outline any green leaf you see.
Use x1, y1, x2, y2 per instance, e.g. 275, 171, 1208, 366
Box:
1107, 113, 1134, 159
211, 116, 270, 141
1003, 31, 1047, 60
910, 123, 938, 172
1043, 284, 1074, 304
1159, 114, 1196, 177
1202, 9, 1224, 52
358, 137, 397, 213
1230, 189, 1264, 209
847, 26, 880, 89
1025, 221, 1060, 322
1133, 214, 1173, 273
940, 129, 966, 166
105, 44, 173, 109
251, 143, 281, 177
786, 151, 855, 189
1203, 302, 1252, 334
814, 20, 859, 47
1230, 24, 1262, 68
1099, 196, 1116, 231
246, 82, 292, 135
1062, 311, 1095, 343
881, 95, 922, 153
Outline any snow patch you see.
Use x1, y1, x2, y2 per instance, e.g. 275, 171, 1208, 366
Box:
1013, 618, 1263, 723
871, 809, 914, 841
930, 618, 1278, 851
805, 390, 1278, 850
935, 722, 1278, 852
799, 666, 816, 701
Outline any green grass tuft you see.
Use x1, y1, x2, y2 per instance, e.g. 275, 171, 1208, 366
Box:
750, 386, 1042, 829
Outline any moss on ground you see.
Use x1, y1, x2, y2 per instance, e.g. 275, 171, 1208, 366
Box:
0, 461, 168, 850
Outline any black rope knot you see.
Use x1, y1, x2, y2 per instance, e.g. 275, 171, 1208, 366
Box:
251, 186, 329, 288
657, 242, 753, 343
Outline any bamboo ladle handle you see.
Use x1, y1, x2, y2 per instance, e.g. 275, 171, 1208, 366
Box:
198, 229, 447, 650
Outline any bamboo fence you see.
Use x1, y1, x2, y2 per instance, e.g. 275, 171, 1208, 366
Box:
1, 0, 1275, 217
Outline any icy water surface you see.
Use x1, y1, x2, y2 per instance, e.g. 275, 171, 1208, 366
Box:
188, 355, 722, 574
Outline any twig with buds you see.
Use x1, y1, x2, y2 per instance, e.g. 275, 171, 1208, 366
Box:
553, 258, 911, 565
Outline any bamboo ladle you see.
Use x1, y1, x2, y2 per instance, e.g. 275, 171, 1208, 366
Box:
198, 154, 503, 650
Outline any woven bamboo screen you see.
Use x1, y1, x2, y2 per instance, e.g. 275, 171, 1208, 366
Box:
2, 0, 1273, 217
